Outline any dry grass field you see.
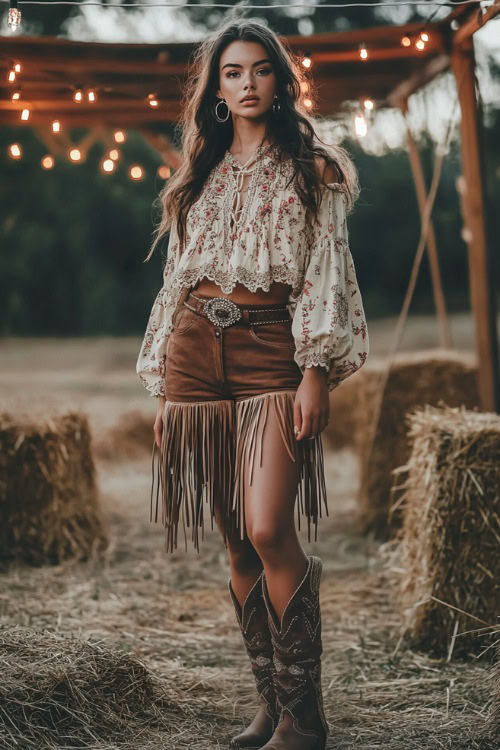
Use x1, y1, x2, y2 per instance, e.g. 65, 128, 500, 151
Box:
0, 312, 498, 749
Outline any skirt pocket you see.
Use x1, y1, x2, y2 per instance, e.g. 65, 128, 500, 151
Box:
249, 320, 296, 350
171, 305, 197, 335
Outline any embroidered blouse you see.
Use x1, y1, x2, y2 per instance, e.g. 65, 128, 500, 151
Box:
136, 143, 369, 396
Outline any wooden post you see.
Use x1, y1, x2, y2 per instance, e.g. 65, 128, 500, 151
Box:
404, 119, 453, 349
451, 37, 500, 412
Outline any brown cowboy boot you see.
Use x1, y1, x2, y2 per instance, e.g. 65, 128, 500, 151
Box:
260, 556, 329, 750
228, 571, 280, 750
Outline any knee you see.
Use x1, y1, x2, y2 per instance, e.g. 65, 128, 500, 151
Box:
247, 524, 289, 559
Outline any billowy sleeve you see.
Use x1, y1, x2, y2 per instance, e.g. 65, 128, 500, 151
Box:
291, 183, 369, 392
136, 242, 182, 398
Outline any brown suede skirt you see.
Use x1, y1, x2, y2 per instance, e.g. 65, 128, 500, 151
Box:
152, 290, 329, 554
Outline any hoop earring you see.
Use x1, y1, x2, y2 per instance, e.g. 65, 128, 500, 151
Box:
215, 98, 230, 123
272, 94, 280, 115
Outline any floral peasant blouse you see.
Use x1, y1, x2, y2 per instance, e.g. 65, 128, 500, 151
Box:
136, 143, 369, 397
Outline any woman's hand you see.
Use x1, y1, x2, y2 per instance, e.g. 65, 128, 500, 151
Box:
294, 367, 330, 440
153, 395, 166, 449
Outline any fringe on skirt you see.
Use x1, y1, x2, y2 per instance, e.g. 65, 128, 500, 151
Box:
150, 390, 329, 553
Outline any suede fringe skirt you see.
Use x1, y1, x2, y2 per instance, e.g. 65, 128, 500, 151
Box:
150, 290, 329, 553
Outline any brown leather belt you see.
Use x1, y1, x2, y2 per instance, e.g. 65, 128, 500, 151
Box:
183, 291, 291, 328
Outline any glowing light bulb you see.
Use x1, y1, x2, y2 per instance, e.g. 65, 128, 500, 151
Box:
73, 89, 83, 103
87, 89, 96, 102
359, 44, 368, 60
52, 120, 60, 133
102, 159, 114, 173
41, 155, 54, 169
420, 32, 429, 42
11, 91, 20, 101
8, 70, 16, 83
363, 98, 374, 111
114, 130, 126, 143
302, 56, 312, 69
401, 36, 411, 47
157, 165, 171, 179
354, 113, 368, 137
9, 143, 22, 158
14, 63, 21, 73
8, 1, 21, 32
69, 148, 81, 161
148, 98, 158, 108
21, 108, 30, 121
130, 165, 144, 180
109, 149, 119, 161
303, 98, 313, 109
415, 39, 425, 51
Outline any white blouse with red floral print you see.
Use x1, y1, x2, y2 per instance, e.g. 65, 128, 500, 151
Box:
136, 143, 369, 397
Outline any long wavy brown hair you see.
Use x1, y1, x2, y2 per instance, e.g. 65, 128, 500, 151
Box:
144, 15, 359, 262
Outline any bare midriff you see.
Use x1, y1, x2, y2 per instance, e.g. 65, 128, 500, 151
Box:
190, 278, 293, 305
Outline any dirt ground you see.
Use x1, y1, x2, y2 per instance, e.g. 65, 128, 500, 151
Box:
0, 313, 497, 749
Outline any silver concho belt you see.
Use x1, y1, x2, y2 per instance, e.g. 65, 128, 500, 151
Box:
202, 297, 242, 328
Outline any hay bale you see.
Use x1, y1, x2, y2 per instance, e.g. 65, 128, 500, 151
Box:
486, 634, 500, 740
391, 403, 500, 657
0, 409, 108, 565
93, 409, 154, 461
354, 348, 479, 538
0, 624, 175, 748
323, 370, 364, 450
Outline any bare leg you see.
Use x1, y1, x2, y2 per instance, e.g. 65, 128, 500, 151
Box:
212, 489, 263, 607
241, 393, 309, 622
236, 392, 328, 750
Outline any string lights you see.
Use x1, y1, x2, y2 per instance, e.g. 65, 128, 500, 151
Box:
8, 0, 21, 32
41, 155, 54, 169
354, 96, 376, 139
9, 143, 22, 159
4, 3, 487, 176
102, 158, 115, 173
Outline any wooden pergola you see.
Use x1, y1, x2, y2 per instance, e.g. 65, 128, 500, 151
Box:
1, 1, 499, 411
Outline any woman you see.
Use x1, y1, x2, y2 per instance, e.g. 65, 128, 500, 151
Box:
136, 16, 369, 750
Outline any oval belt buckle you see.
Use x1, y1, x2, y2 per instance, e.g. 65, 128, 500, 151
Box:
203, 297, 242, 328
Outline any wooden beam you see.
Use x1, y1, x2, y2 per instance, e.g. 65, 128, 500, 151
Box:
298, 44, 444, 64
404, 118, 453, 349
0, 98, 178, 112
386, 54, 450, 109
450, 38, 500, 412
453, 0, 500, 46
0, 56, 186, 76
0, 108, 181, 127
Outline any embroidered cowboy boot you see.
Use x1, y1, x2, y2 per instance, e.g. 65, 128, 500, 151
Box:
229, 572, 280, 750
260, 556, 329, 750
